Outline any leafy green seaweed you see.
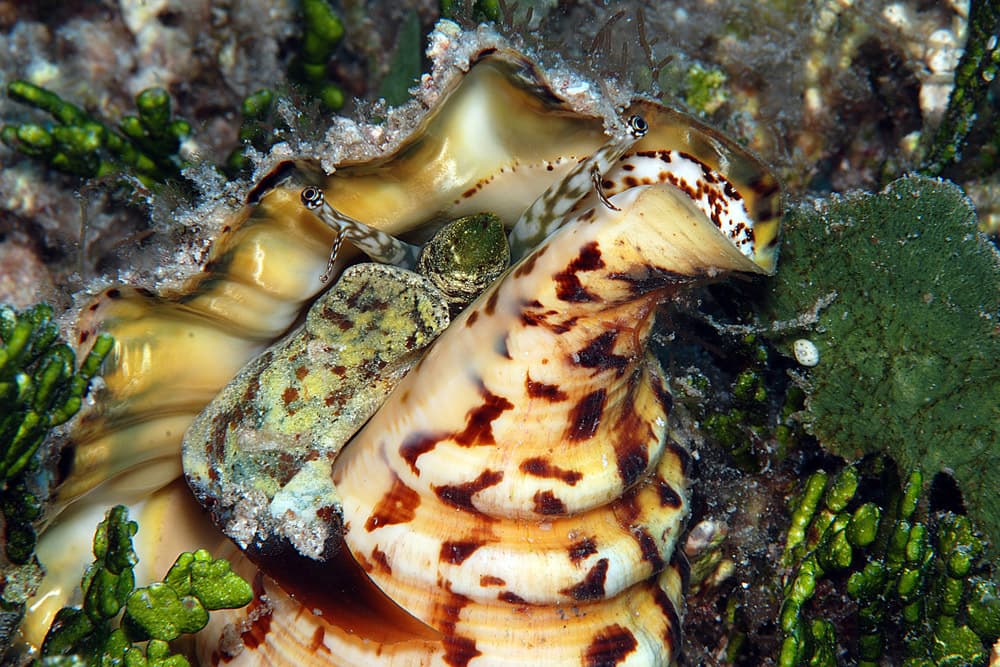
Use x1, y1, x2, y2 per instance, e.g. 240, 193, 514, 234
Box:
290, 0, 346, 111
923, 0, 1000, 176
39, 506, 252, 667
757, 175, 1000, 556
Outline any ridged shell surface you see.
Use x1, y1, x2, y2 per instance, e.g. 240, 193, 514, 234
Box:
39, 40, 782, 666
197, 188, 774, 666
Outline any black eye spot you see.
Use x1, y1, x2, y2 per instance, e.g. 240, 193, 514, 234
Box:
628, 115, 648, 137
301, 186, 324, 209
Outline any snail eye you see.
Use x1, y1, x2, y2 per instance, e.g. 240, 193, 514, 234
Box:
627, 114, 648, 138
300, 187, 325, 209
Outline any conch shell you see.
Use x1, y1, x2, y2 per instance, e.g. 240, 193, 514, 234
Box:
196, 174, 774, 667
36, 34, 781, 665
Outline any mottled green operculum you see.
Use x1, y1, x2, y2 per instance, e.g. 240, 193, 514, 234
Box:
182, 262, 451, 561
418, 212, 510, 313
756, 175, 1000, 557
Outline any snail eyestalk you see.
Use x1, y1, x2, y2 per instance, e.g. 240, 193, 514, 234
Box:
300, 186, 422, 274
507, 114, 649, 260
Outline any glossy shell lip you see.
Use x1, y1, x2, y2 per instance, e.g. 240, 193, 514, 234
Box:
624, 100, 783, 274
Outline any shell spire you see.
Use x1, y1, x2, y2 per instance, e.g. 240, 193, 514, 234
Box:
320, 182, 771, 665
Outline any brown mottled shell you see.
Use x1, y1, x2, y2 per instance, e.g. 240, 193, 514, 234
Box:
42, 42, 784, 667
199, 180, 772, 666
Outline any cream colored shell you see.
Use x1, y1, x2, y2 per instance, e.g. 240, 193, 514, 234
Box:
35, 44, 782, 665
199, 184, 773, 665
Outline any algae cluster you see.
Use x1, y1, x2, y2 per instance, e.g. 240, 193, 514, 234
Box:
2, 83, 190, 188
39, 506, 251, 667
757, 175, 1000, 556
780, 463, 998, 665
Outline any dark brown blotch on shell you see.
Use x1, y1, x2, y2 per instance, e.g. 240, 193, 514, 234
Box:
583, 623, 639, 667
568, 537, 598, 563
574, 330, 628, 373
399, 431, 446, 475
519, 456, 581, 485
524, 375, 568, 402
364, 473, 421, 531
560, 558, 609, 601
553, 241, 605, 303
453, 382, 514, 446
566, 388, 607, 442
532, 490, 567, 515
433, 469, 504, 513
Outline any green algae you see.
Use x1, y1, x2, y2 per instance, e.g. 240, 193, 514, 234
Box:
779, 465, 998, 666
377, 10, 423, 107
923, 0, 1000, 176
2, 83, 190, 187
39, 506, 251, 667
758, 175, 1000, 556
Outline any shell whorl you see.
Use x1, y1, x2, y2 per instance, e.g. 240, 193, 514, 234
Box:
326, 184, 769, 664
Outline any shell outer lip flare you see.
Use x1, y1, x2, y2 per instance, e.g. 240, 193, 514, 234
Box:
46, 27, 781, 667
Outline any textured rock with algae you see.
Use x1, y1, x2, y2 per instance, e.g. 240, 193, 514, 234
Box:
758, 174, 1000, 556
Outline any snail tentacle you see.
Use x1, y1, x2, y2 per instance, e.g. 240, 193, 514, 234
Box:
301, 186, 422, 270
318, 231, 344, 283
507, 114, 648, 260
592, 164, 621, 211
